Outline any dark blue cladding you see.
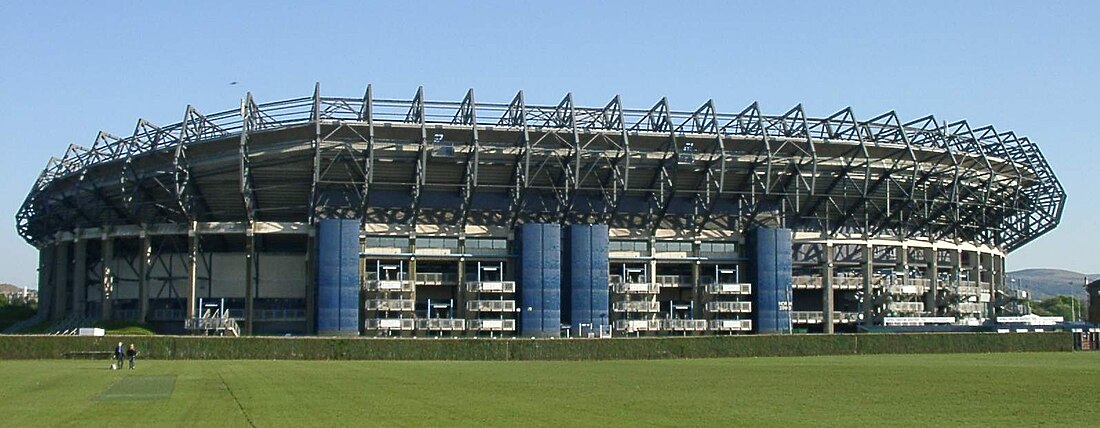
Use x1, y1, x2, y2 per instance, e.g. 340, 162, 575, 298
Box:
753, 227, 793, 334
520, 223, 561, 337
567, 224, 610, 335
317, 218, 361, 335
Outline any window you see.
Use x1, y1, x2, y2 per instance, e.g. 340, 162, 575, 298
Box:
655, 241, 692, 253
609, 241, 648, 253
700, 242, 737, 255
364, 236, 410, 250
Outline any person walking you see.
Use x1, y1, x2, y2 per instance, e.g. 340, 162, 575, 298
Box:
113, 342, 123, 370
126, 343, 138, 370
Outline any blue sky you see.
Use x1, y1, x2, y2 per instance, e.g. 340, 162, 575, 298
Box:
1, 1, 1097, 287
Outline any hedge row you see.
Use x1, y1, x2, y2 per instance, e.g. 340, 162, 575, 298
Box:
0, 332, 1072, 361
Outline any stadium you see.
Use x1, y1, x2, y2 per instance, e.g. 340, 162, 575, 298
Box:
15, 83, 1065, 337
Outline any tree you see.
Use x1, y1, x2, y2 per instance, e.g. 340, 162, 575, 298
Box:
1031, 295, 1086, 321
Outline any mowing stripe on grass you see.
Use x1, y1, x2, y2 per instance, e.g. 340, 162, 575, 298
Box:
95, 376, 176, 401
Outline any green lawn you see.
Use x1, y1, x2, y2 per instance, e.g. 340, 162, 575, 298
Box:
0, 353, 1097, 427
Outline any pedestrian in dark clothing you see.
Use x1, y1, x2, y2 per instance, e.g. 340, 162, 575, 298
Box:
126, 344, 137, 370
114, 342, 124, 370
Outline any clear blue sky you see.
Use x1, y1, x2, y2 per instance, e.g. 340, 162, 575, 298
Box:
1, 1, 1097, 287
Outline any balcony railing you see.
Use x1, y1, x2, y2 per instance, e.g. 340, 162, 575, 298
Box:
791, 311, 860, 324
466, 300, 516, 312
654, 275, 689, 287
957, 302, 984, 314
364, 280, 414, 292
466, 281, 516, 293
612, 283, 660, 294
708, 319, 753, 331
469, 319, 515, 331
365, 318, 416, 331
662, 319, 708, 331
417, 318, 466, 331
705, 283, 752, 295
415, 272, 458, 285
705, 301, 752, 313
612, 301, 660, 313
792, 276, 865, 290
887, 302, 925, 313
614, 319, 662, 332
365, 299, 415, 312
886, 284, 929, 295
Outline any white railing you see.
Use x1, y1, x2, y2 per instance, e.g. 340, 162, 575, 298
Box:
662, 319, 708, 331
365, 299, 415, 311
415, 272, 458, 285
790, 311, 859, 324
706, 301, 752, 313
792, 275, 822, 289
365, 318, 416, 331
417, 318, 466, 331
466, 300, 516, 312
612, 301, 660, 313
706, 283, 752, 295
469, 319, 515, 331
832, 276, 866, 290
887, 302, 925, 313
708, 319, 753, 331
466, 281, 516, 293
956, 286, 981, 296
614, 319, 663, 332
612, 283, 660, 294
957, 302, 984, 314
654, 275, 688, 287
883, 316, 956, 326
887, 284, 929, 295
364, 280, 414, 292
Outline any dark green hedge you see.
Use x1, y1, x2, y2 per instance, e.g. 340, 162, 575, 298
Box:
0, 332, 1072, 361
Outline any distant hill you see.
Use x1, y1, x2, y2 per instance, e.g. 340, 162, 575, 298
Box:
1006, 269, 1093, 300
0, 283, 27, 295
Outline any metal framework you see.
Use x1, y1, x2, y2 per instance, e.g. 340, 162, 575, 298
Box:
17, 84, 1064, 253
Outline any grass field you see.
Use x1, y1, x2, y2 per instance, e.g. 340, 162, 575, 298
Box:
0, 353, 1096, 427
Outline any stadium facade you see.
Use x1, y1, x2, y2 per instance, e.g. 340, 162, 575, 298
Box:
16, 84, 1064, 336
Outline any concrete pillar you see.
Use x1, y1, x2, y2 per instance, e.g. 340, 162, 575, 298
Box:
52, 242, 69, 321
691, 241, 702, 320
73, 240, 87, 317
896, 246, 908, 284
186, 224, 198, 321
457, 257, 467, 323
244, 228, 254, 335
925, 248, 938, 316
861, 244, 874, 328
138, 234, 151, 324
822, 244, 834, 333
100, 237, 114, 321
37, 246, 53, 320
